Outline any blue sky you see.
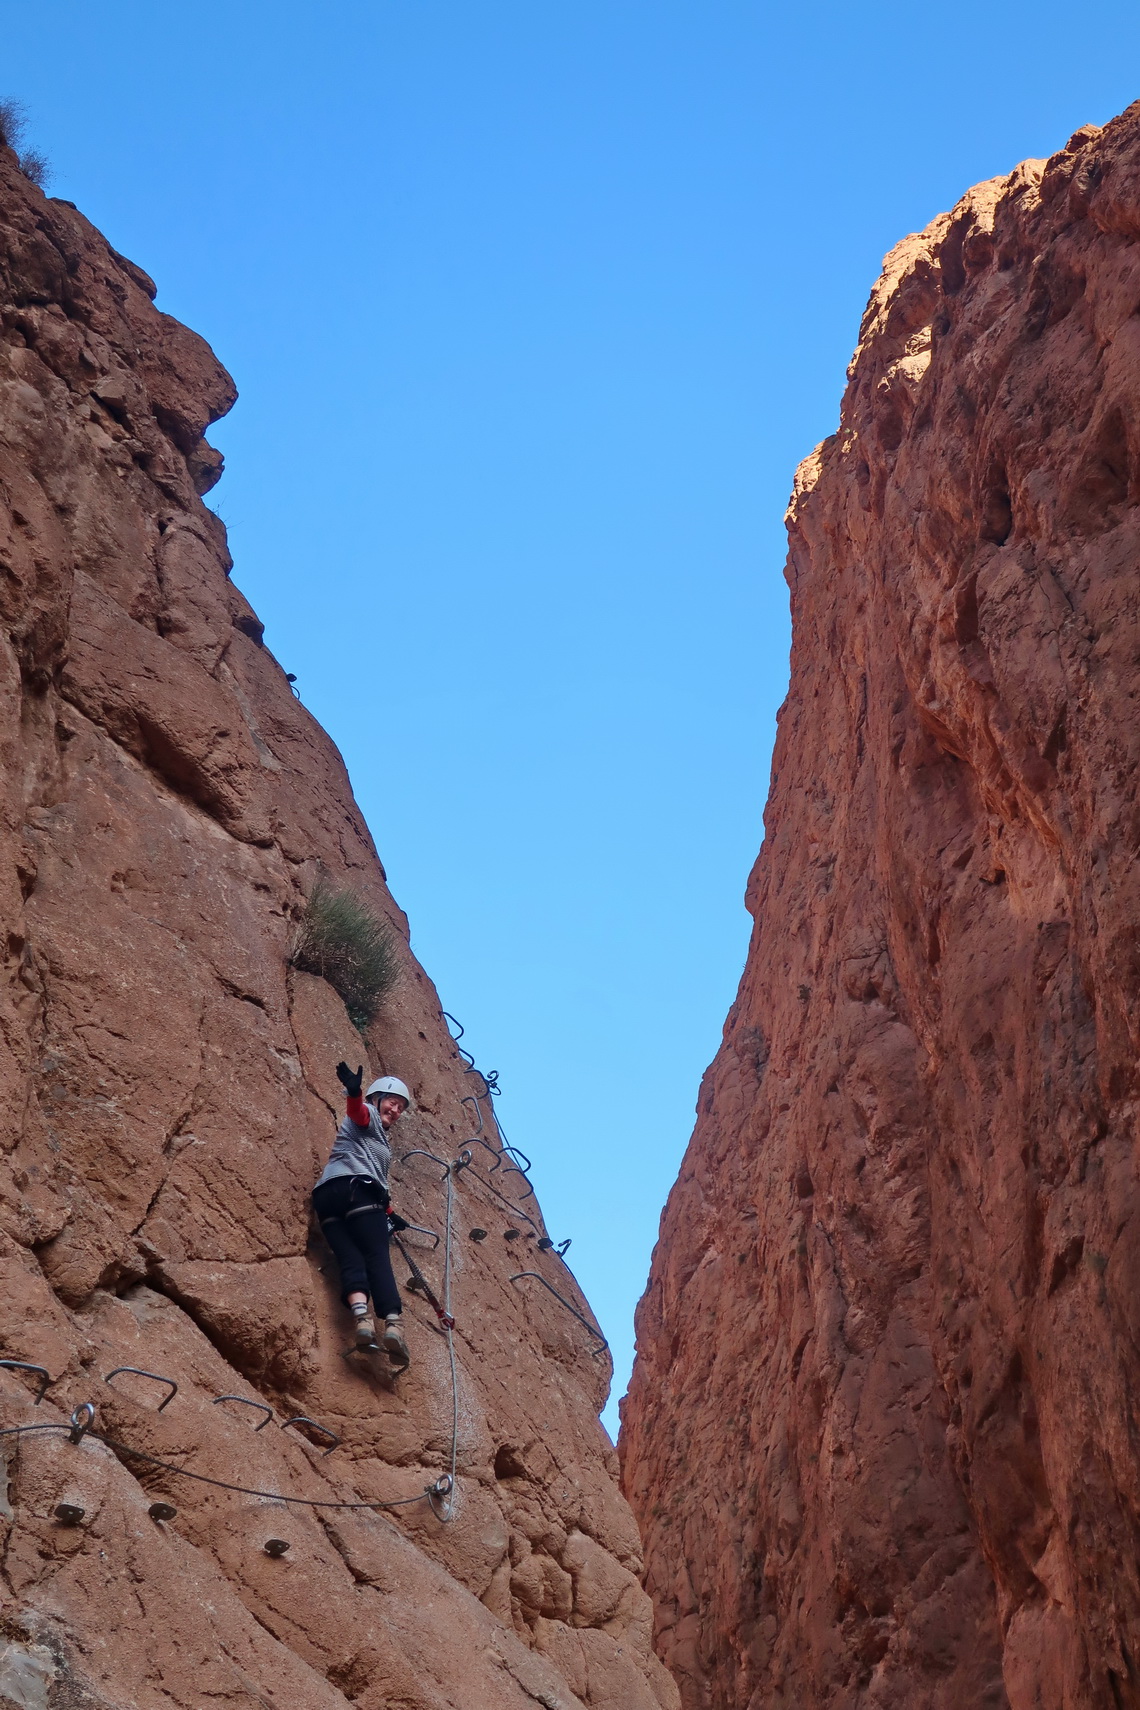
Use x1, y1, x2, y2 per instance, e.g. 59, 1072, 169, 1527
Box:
7, 2, 1140, 1435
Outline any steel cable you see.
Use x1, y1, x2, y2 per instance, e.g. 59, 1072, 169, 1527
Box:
0, 1417, 450, 1512
435, 1161, 459, 1522
0, 1011, 575, 1534
443, 1012, 536, 1203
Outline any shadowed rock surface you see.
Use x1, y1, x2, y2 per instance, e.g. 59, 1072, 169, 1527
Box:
621, 102, 1140, 1710
0, 145, 678, 1710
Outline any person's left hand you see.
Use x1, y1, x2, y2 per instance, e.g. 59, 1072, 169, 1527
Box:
336, 1062, 364, 1098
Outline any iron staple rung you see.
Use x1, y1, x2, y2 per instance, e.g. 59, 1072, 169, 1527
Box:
509, 1272, 609, 1355
212, 1395, 273, 1430
0, 1360, 52, 1405
104, 1367, 178, 1412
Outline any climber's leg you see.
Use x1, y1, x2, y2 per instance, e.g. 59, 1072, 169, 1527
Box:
312, 1181, 369, 1291
343, 1203, 402, 1319
381, 1314, 410, 1366
344, 1293, 377, 1347
313, 1181, 401, 1355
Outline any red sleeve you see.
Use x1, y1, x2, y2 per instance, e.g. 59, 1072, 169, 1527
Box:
346, 1094, 370, 1127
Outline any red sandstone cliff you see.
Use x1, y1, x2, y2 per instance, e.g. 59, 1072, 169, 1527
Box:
0, 146, 678, 1710
622, 103, 1140, 1710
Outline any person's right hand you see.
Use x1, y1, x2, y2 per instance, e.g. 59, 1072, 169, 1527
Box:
336, 1062, 364, 1099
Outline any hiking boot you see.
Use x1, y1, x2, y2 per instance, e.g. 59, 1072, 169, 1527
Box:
381, 1315, 410, 1367
354, 1314, 378, 1350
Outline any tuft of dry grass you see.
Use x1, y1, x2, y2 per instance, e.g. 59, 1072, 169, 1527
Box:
289, 876, 399, 1033
19, 148, 49, 188
0, 98, 28, 150
0, 100, 51, 187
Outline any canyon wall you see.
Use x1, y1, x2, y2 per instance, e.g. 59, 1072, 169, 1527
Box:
622, 104, 1140, 1710
0, 148, 678, 1710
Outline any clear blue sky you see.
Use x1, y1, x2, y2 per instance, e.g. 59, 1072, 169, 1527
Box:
7, 2, 1140, 1435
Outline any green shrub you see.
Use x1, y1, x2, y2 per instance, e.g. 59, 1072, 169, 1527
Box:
290, 877, 399, 1032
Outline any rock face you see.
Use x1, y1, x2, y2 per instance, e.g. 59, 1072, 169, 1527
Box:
621, 104, 1140, 1710
0, 148, 678, 1710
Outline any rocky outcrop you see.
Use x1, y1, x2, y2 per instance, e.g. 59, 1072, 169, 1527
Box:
621, 104, 1140, 1710
0, 146, 677, 1710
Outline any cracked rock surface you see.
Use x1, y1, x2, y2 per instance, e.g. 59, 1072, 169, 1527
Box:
621, 102, 1140, 1710
0, 146, 678, 1710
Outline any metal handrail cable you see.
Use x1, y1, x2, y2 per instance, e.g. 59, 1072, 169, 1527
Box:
0, 1413, 450, 1513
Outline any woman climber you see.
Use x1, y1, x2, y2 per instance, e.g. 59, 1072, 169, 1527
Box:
312, 1062, 412, 1366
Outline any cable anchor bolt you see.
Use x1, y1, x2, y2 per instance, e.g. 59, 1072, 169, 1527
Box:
67, 1403, 95, 1444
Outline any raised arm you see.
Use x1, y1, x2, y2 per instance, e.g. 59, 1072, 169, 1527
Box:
336, 1061, 370, 1127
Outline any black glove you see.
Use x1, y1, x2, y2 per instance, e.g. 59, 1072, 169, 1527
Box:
336, 1061, 363, 1099
387, 1212, 409, 1232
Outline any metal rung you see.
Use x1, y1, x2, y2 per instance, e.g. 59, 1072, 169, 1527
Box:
400, 1148, 450, 1180
509, 1272, 608, 1356
213, 1395, 273, 1430
460, 1095, 484, 1134
282, 1415, 339, 1456
0, 1360, 52, 1405
104, 1367, 178, 1412
398, 1221, 440, 1250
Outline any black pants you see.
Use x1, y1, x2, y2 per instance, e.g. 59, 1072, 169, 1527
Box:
312, 1176, 401, 1317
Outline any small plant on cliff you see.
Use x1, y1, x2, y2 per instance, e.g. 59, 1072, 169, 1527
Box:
0, 98, 27, 148
289, 876, 399, 1032
18, 148, 49, 188
0, 99, 51, 187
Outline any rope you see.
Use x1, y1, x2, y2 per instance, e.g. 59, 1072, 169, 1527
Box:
0, 1418, 451, 1513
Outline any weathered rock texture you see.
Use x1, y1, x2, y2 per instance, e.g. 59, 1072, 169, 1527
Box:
621, 104, 1140, 1710
0, 147, 678, 1710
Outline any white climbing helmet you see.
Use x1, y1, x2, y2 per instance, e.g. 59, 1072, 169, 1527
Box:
366, 1075, 411, 1107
